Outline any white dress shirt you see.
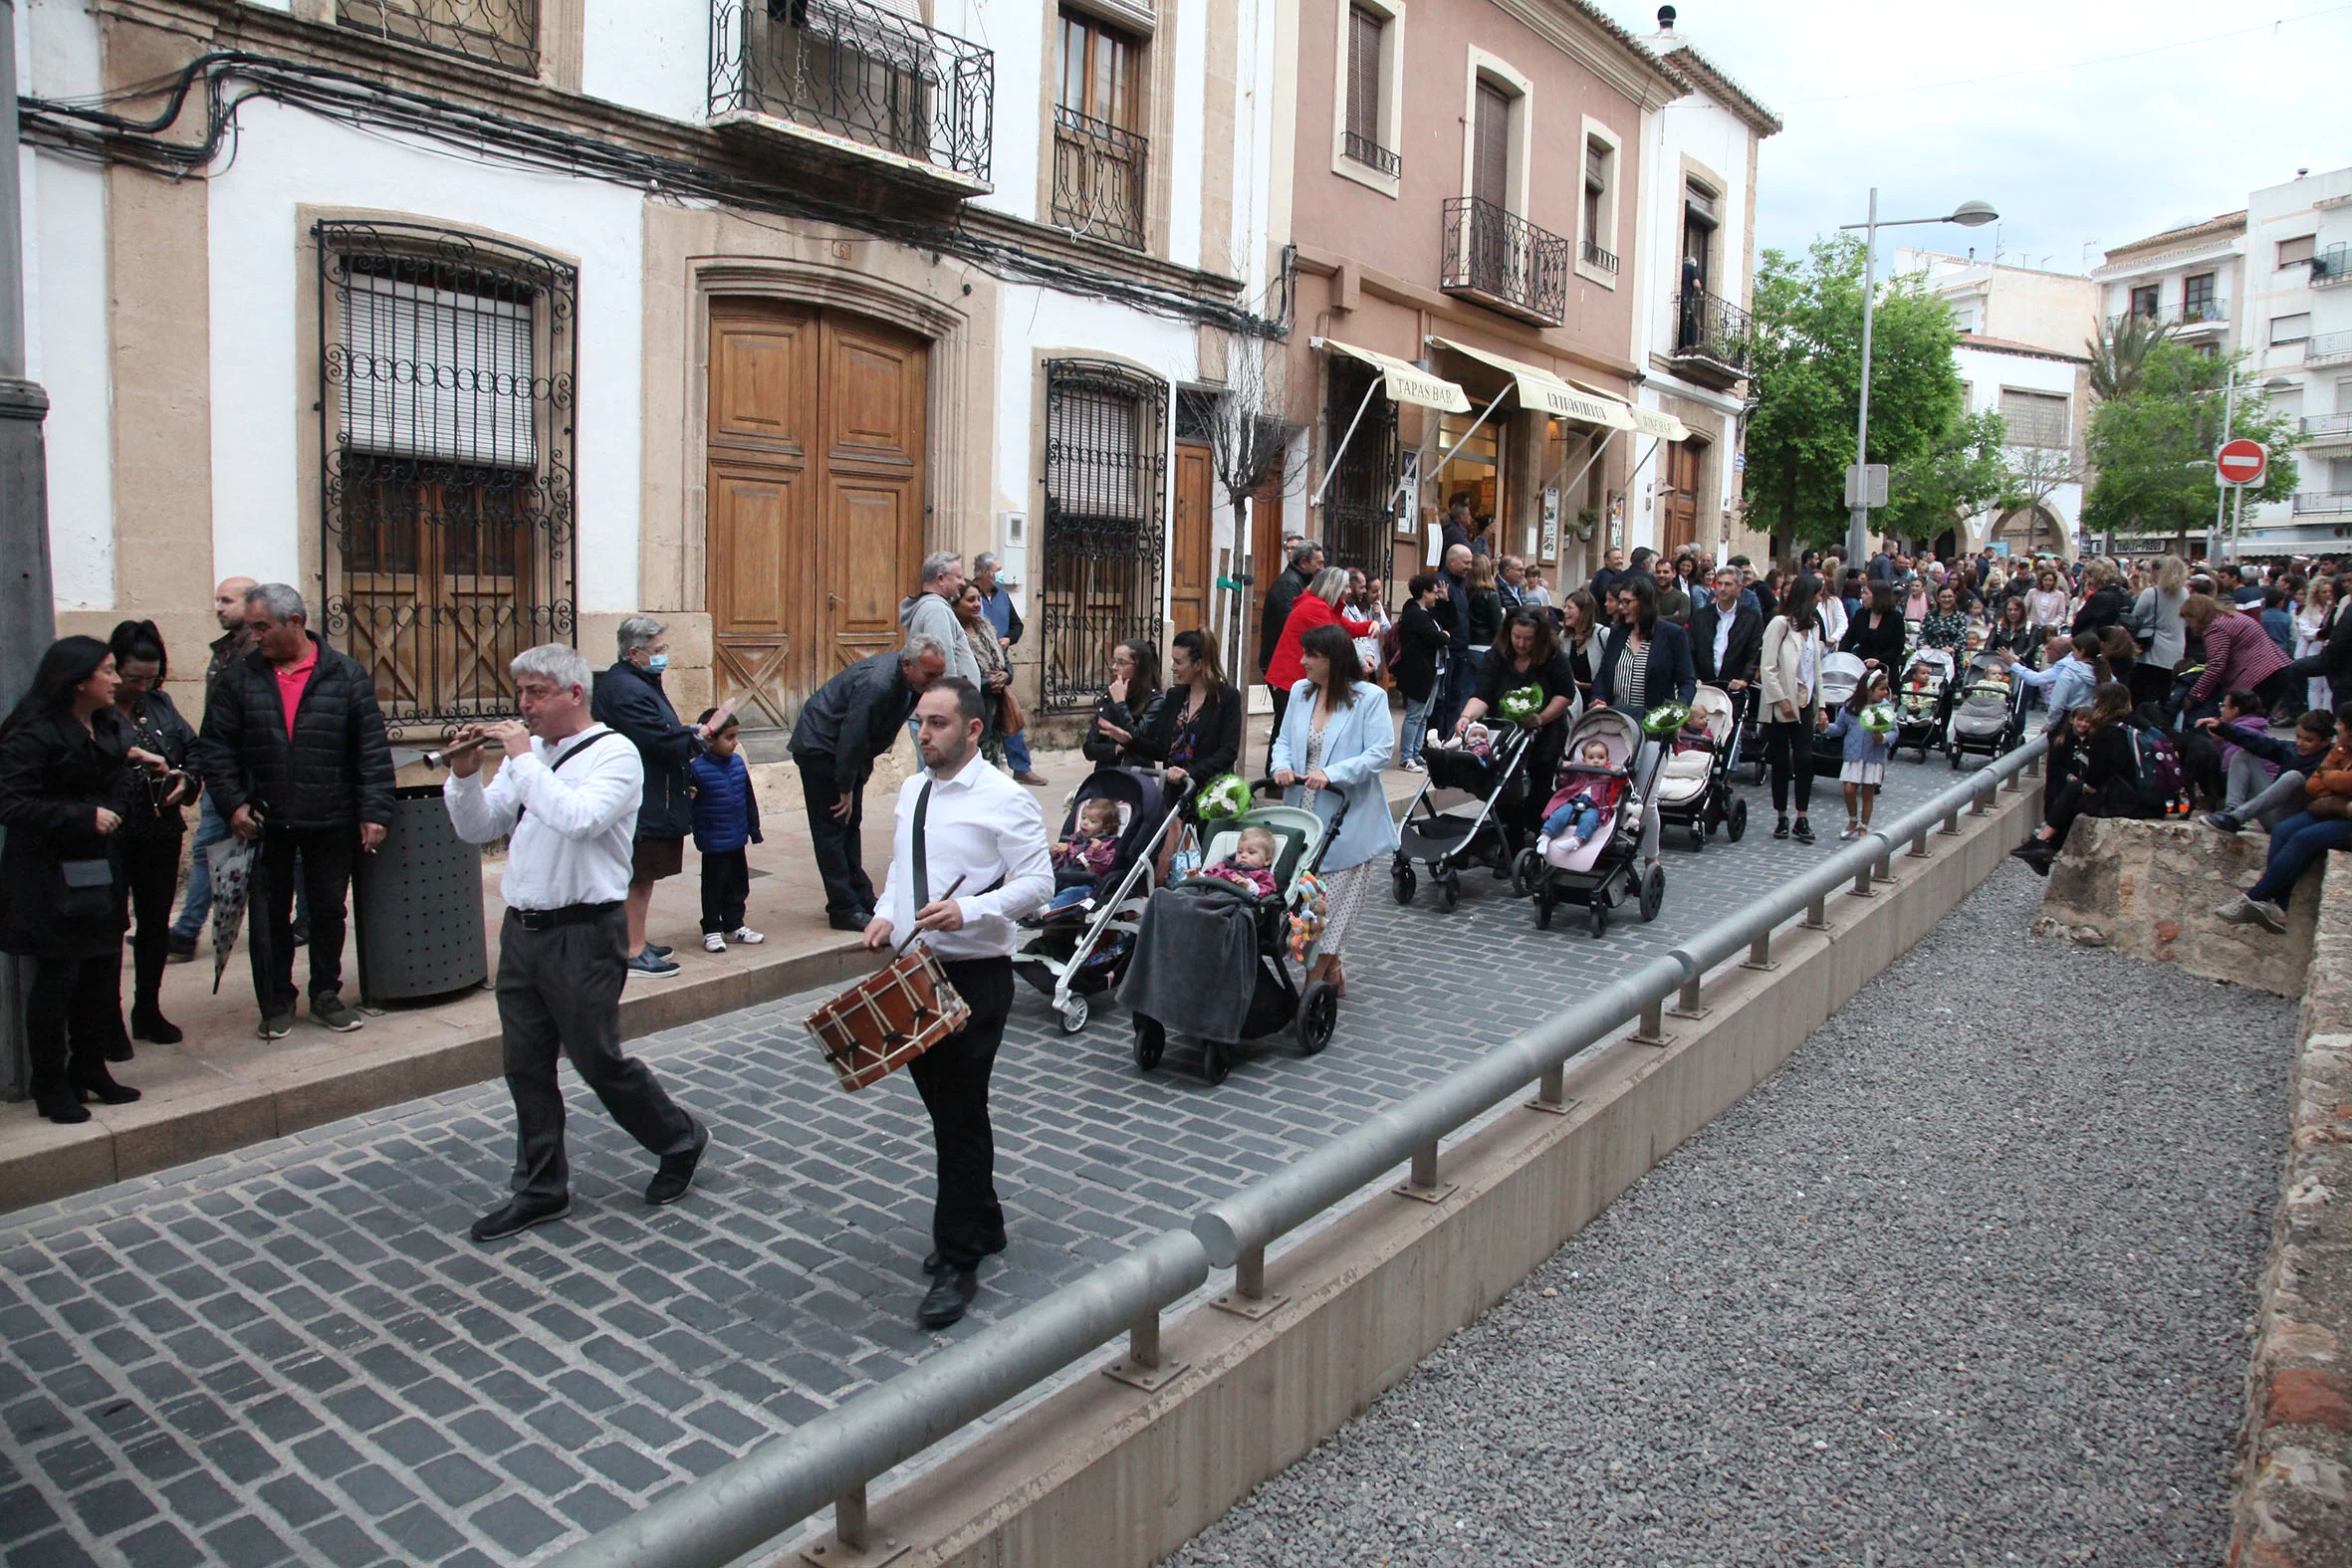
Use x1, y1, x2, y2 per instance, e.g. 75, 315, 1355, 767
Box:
873, 752, 1053, 962
1712, 603, 1737, 679
443, 724, 643, 911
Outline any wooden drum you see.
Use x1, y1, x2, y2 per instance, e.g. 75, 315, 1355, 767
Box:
804, 946, 971, 1091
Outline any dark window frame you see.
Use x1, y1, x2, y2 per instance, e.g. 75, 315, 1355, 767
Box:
1040, 358, 1168, 712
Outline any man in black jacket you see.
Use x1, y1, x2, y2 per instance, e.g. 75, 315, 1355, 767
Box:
1689, 564, 1764, 726
790, 636, 949, 930
591, 616, 708, 978
195, 583, 394, 1039
1257, 538, 1322, 770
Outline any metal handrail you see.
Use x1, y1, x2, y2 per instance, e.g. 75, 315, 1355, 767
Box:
547, 730, 2048, 1568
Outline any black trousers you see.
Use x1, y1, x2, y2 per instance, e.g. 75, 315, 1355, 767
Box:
1763, 717, 1814, 815
252, 827, 354, 1014
699, 848, 749, 934
497, 905, 696, 1202
119, 834, 181, 1011
1265, 684, 1291, 776
24, 951, 122, 1091
796, 753, 872, 920
908, 956, 1015, 1273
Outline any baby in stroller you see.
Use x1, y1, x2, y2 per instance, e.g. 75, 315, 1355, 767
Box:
1046, 797, 1125, 912
1200, 825, 1282, 899
1537, 739, 1627, 856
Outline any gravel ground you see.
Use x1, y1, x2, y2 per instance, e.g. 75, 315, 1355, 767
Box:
1167, 862, 2293, 1568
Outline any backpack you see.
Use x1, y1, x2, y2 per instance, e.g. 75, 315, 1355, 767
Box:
2125, 724, 2185, 814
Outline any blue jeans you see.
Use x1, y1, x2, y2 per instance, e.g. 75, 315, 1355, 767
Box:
2248, 810, 2352, 906
1543, 802, 1601, 841
172, 794, 231, 939
1400, 691, 1434, 764
1005, 728, 1034, 775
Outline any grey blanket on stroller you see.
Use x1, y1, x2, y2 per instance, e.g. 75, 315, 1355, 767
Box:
1116, 881, 1259, 1042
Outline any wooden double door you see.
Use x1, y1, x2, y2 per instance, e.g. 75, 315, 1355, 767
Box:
1659, 439, 1702, 557
706, 299, 928, 730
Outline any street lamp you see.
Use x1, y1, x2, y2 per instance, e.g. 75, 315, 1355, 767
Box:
1837, 191, 1999, 569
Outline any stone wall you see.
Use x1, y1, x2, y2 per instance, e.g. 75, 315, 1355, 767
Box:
2231, 851, 2352, 1567
2033, 817, 2320, 997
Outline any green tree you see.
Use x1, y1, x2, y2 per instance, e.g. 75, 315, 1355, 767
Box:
2085, 310, 2174, 402
1746, 234, 1967, 549
1881, 408, 2011, 545
2081, 343, 2299, 547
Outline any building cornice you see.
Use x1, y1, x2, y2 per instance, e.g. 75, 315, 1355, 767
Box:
2100, 211, 2246, 267
1487, 0, 1690, 112
1653, 42, 1781, 137
1959, 334, 2089, 366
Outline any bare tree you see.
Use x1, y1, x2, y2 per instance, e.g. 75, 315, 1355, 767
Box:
1193, 339, 1302, 677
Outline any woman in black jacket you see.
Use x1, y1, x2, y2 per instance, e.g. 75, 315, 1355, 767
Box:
2071, 560, 2132, 638
1131, 629, 1245, 789
1392, 573, 1452, 771
1841, 579, 1907, 668
1083, 639, 1164, 768
0, 637, 149, 1121
592, 619, 709, 974
109, 621, 198, 1048
2011, 682, 2154, 871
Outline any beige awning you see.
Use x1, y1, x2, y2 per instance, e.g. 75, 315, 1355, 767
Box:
1313, 337, 1471, 413
1567, 378, 1693, 442
1427, 336, 1635, 430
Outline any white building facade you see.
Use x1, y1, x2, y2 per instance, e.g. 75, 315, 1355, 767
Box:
2089, 210, 2246, 356
23, 0, 1290, 737
2236, 164, 2352, 552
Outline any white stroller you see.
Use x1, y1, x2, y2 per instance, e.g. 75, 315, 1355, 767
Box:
1810, 651, 1868, 778
1652, 684, 1748, 852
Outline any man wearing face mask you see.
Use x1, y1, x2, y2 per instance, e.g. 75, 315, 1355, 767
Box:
592, 616, 714, 978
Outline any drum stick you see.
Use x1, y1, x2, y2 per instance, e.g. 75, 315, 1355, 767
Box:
893, 875, 968, 959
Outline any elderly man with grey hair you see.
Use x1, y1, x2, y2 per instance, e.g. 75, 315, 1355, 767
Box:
898, 552, 982, 689
589, 615, 717, 978
790, 635, 951, 930
970, 553, 1046, 785
443, 643, 706, 1242
192, 582, 394, 1038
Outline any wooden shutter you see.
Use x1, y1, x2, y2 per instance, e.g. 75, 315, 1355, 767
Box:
1472, 81, 1510, 208
1346, 8, 1382, 146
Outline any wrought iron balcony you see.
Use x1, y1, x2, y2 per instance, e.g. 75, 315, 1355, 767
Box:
2292, 491, 2352, 516
342, 0, 539, 74
1342, 130, 1400, 179
1440, 196, 1568, 327
1673, 286, 1753, 379
2313, 243, 2352, 287
2310, 331, 2352, 366
1052, 107, 1148, 251
2304, 412, 2352, 443
1580, 237, 1618, 274
709, 0, 994, 189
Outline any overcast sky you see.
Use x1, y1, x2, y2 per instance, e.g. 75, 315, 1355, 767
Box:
1589, 0, 2352, 275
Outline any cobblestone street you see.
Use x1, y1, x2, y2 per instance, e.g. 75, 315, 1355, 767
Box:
2, 761, 1963, 1567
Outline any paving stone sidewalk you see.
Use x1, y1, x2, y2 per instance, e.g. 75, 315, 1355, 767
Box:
1, 761, 1959, 1567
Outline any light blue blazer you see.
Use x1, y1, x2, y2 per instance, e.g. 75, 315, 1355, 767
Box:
1269, 680, 1399, 874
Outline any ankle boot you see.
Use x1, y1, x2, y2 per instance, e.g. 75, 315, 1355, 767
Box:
69, 1060, 140, 1106
130, 1003, 181, 1046
32, 1078, 90, 1124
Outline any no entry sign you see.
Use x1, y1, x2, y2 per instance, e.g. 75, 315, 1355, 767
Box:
2217, 439, 2268, 487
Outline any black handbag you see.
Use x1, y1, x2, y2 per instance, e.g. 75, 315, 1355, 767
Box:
58, 856, 115, 920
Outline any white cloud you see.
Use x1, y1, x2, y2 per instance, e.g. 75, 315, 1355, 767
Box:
1591, 0, 2352, 272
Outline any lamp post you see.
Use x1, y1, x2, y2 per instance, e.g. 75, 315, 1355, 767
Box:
1838, 190, 1999, 570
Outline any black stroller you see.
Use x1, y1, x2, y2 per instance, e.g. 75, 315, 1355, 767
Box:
1391, 722, 1537, 907
1118, 784, 1344, 1086
1014, 769, 1186, 1034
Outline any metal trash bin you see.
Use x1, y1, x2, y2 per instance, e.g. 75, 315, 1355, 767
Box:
353, 784, 488, 1005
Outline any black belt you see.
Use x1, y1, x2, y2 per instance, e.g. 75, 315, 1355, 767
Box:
506, 900, 621, 932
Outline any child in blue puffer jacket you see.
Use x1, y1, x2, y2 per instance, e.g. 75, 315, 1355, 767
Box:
688, 710, 764, 953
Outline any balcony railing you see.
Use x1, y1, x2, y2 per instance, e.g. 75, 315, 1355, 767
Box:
2292, 491, 2352, 516
1052, 106, 1147, 251
1674, 286, 1753, 377
709, 0, 994, 185
2314, 244, 2352, 287
342, 0, 538, 74
2109, 304, 2230, 332
1580, 237, 1618, 274
1440, 196, 1568, 327
2303, 412, 2352, 441
2309, 331, 2352, 366
1341, 130, 1400, 179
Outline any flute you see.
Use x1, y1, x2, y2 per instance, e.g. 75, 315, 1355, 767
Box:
419, 730, 516, 769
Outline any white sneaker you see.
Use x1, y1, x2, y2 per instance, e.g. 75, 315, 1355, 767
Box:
1559, 835, 1583, 854
2248, 899, 2288, 934
1535, 834, 1552, 855
1401, 758, 1426, 773
703, 932, 727, 953
2215, 895, 2258, 926
732, 926, 766, 945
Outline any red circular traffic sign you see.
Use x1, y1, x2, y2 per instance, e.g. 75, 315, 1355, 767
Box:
2217, 439, 2268, 487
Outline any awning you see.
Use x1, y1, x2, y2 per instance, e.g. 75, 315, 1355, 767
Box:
1427, 336, 1634, 430
1568, 379, 1692, 442
1312, 337, 1470, 413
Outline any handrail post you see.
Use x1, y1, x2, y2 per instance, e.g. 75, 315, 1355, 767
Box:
1970, 780, 1991, 815
1872, 845, 1897, 887
1528, 1062, 1576, 1115
804, 1486, 906, 1566
1395, 1140, 1456, 1203
1804, 893, 1832, 930
1669, 972, 1709, 1020
1103, 1305, 1187, 1391
1907, 828, 1932, 859
1213, 1243, 1287, 1319
1849, 860, 1876, 898
2024, 749, 2042, 779
1632, 999, 1675, 1046
1940, 806, 1963, 836
1742, 929, 1777, 971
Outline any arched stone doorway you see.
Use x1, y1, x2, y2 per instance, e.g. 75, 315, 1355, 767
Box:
1992, 504, 2065, 560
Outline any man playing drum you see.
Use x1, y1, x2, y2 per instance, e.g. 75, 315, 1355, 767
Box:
863, 678, 1053, 1328
443, 644, 708, 1242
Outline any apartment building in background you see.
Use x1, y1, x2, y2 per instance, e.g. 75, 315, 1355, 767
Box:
27, 0, 1290, 737
2090, 210, 2246, 352
2235, 164, 2352, 552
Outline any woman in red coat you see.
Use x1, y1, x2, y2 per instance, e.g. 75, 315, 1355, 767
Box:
1267, 567, 1380, 693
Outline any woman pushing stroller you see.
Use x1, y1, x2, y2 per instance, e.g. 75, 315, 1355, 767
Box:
1271, 624, 1399, 997
1451, 607, 1580, 845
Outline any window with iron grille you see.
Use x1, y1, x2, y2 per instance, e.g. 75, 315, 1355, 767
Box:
340, 0, 538, 74
317, 222, 578, 734
1341, 7, 1399, 177
1997, 387, 2068, 449
1042, 359, 1166, 711
1320, 355, 1397, 577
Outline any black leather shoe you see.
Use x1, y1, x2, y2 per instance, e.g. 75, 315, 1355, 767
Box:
922, 1232, 1008, 1275
917, 1268, 979, 1330
130, 1005, 181, 1045
827, 911, 872, 932
470, 1195, 571, 1242
645, 1119, 709, 1206
70, 1063, 139, 1105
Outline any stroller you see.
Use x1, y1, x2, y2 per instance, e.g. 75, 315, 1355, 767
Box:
1893, 649, 1956, 764
1120, 784, 1343, 1085
1945, 650, 2026, 768
1392, 721, 1538, 907
1014, 768, 1184, 1034
1524, 708, 1669, 938
1811, 652, 1868, 777
1653, 685, 1749, 851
